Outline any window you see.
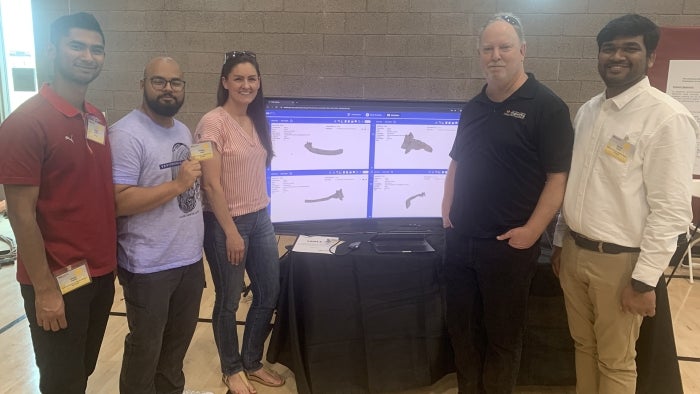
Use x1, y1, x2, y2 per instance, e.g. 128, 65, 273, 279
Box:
0, 0, 37, 121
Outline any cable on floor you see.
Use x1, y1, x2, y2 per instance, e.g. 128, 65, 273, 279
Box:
0, 234, 16, 266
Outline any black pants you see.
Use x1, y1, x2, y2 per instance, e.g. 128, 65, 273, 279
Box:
118, 261, 205, 394
443, 230, 539, 394
21, 273, 115, 394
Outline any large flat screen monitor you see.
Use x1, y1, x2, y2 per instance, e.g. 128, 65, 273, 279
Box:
266, 97, 463, 227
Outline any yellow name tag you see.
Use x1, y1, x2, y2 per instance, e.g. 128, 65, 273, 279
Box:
604, 135, 635, 163
54, 261, 92, 295
190, 141, 213, 161
86, 116, 106, 145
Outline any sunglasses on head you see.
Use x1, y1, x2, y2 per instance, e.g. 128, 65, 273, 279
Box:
224, 50, 257, 62
499, 14, 521, 27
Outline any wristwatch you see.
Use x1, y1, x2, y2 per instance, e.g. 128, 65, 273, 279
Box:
631, 278, 655, 293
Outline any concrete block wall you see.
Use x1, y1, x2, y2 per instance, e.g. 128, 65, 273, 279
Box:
30, 0, 700, 131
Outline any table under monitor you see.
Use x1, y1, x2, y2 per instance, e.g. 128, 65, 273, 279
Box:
267, 234, 682, 394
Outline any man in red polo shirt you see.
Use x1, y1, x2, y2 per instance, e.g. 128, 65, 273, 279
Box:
0, 12, 116, 394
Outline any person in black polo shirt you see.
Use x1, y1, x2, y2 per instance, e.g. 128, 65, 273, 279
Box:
441, 12, 574, 393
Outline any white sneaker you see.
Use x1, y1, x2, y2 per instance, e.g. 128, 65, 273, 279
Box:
183, 389, 214, 394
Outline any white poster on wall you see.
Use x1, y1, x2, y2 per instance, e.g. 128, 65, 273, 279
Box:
667, 60, 700, 174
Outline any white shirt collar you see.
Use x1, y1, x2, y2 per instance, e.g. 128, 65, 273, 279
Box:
605, 76, 650, 110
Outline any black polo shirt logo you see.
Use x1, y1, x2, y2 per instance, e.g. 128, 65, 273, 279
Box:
503, 109, 526, 120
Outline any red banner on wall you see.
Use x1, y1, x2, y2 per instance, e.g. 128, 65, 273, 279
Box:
647, 26, 700, 92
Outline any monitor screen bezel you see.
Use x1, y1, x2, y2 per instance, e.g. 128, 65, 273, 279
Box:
265, 96, 464, 233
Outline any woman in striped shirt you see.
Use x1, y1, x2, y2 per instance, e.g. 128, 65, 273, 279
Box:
195, 51, 284, 394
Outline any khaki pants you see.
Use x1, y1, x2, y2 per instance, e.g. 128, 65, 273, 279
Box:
559, 233, 643, 394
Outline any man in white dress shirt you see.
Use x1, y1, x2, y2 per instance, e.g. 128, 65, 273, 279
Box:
551, 14, 699, 394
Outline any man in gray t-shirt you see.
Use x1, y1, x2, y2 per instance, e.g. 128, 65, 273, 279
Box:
109, 57, 206, 393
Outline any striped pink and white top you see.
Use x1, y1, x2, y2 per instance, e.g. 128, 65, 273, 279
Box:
195, 106, 269, 217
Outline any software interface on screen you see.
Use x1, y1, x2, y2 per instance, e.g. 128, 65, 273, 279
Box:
266, 98, 463, 223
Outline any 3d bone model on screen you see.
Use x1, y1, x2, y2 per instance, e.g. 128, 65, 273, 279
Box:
304, 141, 344, 155
304, 189, 344, 203
401, 132, 433, 154
405, 192, 426, 208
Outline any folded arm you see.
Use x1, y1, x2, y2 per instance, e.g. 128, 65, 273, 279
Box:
114, 158, 201, 216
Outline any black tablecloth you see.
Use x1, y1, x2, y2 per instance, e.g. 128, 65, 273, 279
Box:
267, 244, 452, 394
267, 239, 682, 394
636, 276, 683, 394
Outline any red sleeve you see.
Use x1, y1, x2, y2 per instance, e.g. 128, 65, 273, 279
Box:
0, 111, 45, 185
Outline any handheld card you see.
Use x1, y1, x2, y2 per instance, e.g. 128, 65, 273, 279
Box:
190, 141, 214, 161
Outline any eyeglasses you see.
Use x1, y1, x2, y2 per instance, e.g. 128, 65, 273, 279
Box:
499, 14, 521, 27
147, 77, 186, 92
224, 50, 257, 62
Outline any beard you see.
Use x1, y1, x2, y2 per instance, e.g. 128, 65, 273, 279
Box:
144, 91, 184, 117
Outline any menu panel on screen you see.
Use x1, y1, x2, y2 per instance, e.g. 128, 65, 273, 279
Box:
266, 98, 463, 224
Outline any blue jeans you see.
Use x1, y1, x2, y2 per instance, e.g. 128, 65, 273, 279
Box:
203, 209, 280, 376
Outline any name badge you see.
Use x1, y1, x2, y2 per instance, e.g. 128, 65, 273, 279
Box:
190, 141, 214, 161
54, 260, 92, 294
604, 134, 635, 163
86, 115, 106, 145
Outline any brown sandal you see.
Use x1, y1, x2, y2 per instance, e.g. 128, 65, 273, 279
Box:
246, 366, 285, 387
222, 372, 257, 394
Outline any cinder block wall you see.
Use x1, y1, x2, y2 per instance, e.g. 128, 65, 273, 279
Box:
31, 0, 700, 131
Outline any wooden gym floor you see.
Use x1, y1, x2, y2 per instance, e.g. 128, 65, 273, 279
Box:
1, 216, 699, 394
